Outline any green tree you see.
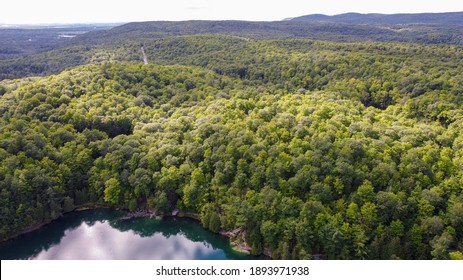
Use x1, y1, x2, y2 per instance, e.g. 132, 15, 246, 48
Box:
104, 178, 122, 205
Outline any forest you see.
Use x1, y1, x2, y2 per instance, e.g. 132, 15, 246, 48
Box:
1, 16, 463, 80
1, 21, 463, 260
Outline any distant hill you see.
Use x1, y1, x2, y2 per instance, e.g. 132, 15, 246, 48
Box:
74, 20, 399, 43
73, 19, 463, 46
291, 12, 463, 25
1, 13, 463, 80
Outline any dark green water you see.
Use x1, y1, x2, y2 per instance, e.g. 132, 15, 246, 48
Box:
0, 209, 259, 260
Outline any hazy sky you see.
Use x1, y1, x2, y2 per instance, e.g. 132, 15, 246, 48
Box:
2, 0, 463, 24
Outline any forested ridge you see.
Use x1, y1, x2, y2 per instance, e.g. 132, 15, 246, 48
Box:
2, 14, 463, 80
1, 32, 463, 259
291, 12, 463, 25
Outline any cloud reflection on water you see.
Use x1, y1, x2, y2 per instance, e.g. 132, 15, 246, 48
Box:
34, 221, 224, 260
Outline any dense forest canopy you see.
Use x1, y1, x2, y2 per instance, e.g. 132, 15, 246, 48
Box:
1, 19, 463, 260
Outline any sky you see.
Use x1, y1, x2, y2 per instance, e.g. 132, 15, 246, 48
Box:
2, 0, 463, 24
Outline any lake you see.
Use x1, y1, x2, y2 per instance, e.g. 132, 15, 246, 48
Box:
0, 209, 260, 260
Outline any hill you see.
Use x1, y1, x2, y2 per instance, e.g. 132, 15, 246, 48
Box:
74, 19, 463, 45
291, 12, 463, 25
1, 36, 463, 259
1, 17, 463, 80
1, 13, 463, 260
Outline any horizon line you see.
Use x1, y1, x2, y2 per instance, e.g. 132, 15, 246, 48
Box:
1, 10, 463, 26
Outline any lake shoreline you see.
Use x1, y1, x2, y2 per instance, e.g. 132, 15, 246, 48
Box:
2, 206, 270, 259
118, 209, 270, 258
0, 204, 111, 243
5, 222, 48, 242
0, 208, 262, 260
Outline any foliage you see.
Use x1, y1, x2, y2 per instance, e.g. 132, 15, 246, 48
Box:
1, 33, 463, 260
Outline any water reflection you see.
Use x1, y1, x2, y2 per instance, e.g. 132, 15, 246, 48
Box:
0, 209, 258, 260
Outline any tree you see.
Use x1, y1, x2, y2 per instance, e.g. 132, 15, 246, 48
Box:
360, 202, 378, 229
448, 202, 463, 232
208, 211, 221, 233
356, 180, 375, 205
183, 168, 206, 211
148, 191, 170, 215
104, 178, 122, 205
63, 196, 75, 212
430, 232, 453, 260
129, 168, 152, 200
449, 251, 463, 260
261, 220, 280, 250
